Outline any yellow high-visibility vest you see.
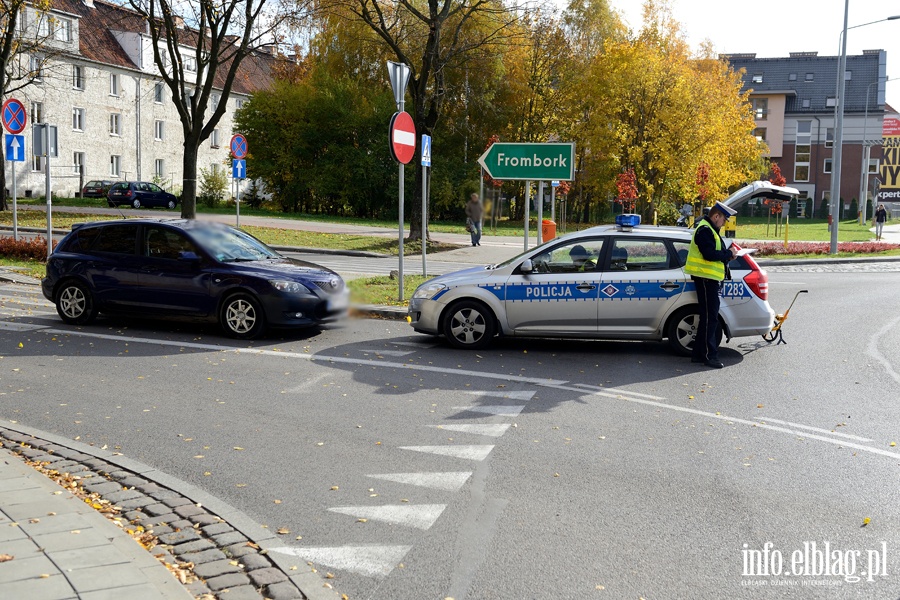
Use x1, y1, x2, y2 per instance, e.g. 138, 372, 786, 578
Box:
684, 221, 726, 281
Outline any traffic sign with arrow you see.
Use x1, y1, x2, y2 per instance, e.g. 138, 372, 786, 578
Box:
478, 142, 575, 181
5, 134, 25, 162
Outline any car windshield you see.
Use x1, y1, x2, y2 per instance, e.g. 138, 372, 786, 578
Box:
189, 225, 281, 262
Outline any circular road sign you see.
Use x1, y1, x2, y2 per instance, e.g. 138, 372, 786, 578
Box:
389, 111, 416, 164
2, 98, 27, 134
230, 133, 248, 159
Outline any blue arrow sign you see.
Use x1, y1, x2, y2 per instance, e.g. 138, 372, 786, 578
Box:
5, 134, 24, 162
421, 134, 431, 167
232, 159, 246, 179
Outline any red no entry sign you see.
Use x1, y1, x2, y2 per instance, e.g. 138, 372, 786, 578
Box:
389, 111, 416, 164
2, 98, 27, 134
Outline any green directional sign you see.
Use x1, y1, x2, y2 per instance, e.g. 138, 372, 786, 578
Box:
478, 142, 575, 181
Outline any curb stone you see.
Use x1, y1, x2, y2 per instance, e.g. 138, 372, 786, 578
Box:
0, 423, 340, 600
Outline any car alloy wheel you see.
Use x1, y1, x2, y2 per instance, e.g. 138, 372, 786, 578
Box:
220, 293, 265, 339
132, 198, 142, 209
56, 281, 97, 325
167, 199, 176, 209
443, 300, 496, 349
667, 306, 722, 356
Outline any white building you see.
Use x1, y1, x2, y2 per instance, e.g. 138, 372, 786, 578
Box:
3, 0, 273, 199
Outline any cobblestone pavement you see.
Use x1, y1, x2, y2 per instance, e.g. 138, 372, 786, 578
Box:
0, 426, 335, 600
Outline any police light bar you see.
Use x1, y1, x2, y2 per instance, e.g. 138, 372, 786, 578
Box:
616, 214, 641, 228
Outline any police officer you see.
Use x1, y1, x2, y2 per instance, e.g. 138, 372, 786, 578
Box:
684, 201, 737, 368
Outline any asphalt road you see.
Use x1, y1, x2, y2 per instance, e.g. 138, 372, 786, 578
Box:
1, 265, 899, 599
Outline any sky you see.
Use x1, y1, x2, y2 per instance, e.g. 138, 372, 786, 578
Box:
611, 0, 900, 108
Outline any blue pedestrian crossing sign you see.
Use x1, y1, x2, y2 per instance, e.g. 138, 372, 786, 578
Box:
5, 134, 25, 162
421, 134, 431, 167
232, 159, 246, 179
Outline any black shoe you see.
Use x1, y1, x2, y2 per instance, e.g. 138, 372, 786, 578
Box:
705, 360, 724, 369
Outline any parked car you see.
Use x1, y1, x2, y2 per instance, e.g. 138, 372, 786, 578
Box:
107, 181, 178, 209
42, 219, 349, 339
408, 181, 799, 354
81, 180, 115, 198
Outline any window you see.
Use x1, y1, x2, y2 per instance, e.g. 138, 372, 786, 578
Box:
608, 239, 673, 271
802, 99, 810, 108
824, 159, 832, 174
32, 155, 43, 172
754, 128, 767, 142
825, 128, 834, 148
184, 56, 197, 72
751, 74, 763, 83
93, 224, 138, 255
795, 120, 812, 182
844, 70, 852, 81
37, 15, 49, 37
31, 102, 43, 124
30, 55, 43, 82
73, 152, 84, 175
110, 73, 119, 96
211, 129, 220, 148
154, 82, 163, 103
530, 238, 606, 274
212, 94, 219, 111
53, 17, 72, 42
73, 65, 83, 89
868, 158, 879, 174
826, 97, 836, 107
109, 113, 121, 135
154, 120, 164, 141
751, 98, 768, 120
72, 107, 85, 131
110, 155, 121, 177
789, 73, 797, 81
235, 98, 245, 110
155, 159, 165, 178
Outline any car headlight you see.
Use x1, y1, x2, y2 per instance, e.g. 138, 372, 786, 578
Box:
271, 280, 308, 293
412, 282, 447, 300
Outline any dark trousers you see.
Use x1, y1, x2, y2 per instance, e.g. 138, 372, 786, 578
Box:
691, 276, 721, 362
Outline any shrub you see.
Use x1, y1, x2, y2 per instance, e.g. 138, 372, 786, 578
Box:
198, 167, 228, 208
749, 241, 900, 256
0, 236, 54, 261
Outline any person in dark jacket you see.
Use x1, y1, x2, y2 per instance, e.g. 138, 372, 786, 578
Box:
683, 202, 738, 368
875, 204, 888, 241
465, 193, 484, 246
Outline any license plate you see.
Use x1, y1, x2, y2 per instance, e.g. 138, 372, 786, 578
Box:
328, 293, 349, 311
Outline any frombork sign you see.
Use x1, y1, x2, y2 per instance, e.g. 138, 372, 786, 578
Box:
879, 117, 900, 201
478, 142, 575, 181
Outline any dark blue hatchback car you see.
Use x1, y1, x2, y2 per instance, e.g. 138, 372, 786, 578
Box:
41, 219, 348, 339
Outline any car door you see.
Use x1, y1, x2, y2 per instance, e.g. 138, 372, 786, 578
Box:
80, 223, 143, 307
146, 183, 165, 207
597, 237, 686, 335
503, 238, 606, 335
136, 225, 214, 315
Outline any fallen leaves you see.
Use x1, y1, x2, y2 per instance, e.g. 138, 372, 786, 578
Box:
0, 554, 13, 563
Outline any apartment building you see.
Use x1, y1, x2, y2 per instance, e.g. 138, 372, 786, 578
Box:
3, 0, 273, 199
727, 50, 892, 217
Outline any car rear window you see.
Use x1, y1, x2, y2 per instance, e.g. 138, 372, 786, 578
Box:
90, 224, 138, 255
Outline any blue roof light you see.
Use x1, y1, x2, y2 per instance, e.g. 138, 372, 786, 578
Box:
616, 214, 641, 228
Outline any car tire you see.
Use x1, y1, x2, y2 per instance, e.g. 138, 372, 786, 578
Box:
167, 199, 176, 210
220, 293, 266, 339
107, 201, 115, 207
666, 306, 722, 356
55, 280, 98, 325
442, 300, 496, 350
132, 199, 142, 209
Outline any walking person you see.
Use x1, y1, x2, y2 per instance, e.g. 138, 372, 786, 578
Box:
875, 204, 887, 241
465, 193, 483, 246
684, 202, 738, 368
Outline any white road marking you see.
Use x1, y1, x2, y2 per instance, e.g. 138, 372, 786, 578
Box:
572, 383, 666, 400
328, 504, 446, 530
757, 417, 873, 442
0, 321, 47, 331
269, 545, 412, 578
358, 348, 415, 357
452, 405, 526, 417
366, 472, 472, 491
390, 341, 438, 348
400, 445, 494, 461
434, 424, 510, 437
464, 390, 536, 401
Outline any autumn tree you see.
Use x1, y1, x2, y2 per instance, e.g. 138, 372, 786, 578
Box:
125, 0, 295, 219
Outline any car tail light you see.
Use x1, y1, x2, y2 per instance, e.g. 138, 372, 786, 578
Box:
125, 190, 132, 197
741, 253, 768, 301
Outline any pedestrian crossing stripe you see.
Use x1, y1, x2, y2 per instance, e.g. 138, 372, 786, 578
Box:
269, 545, 412, 578
465, 390, 536, 401
366, 472, 472, 491
434, 424, 510, 437
399, 445, 494, 461
328, 504, 446, 530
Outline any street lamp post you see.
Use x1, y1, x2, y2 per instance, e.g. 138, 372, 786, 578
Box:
830, 11, 900, 254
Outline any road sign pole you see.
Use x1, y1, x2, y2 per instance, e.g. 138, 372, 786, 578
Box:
524, 181, 531, 251
422, 163, 427, 276
45, 125, 52, 260
12, 166, 17, 241
236, 181, 241, 228
537, 181, 544, 245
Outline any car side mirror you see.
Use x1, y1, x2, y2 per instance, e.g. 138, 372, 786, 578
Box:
520, 259, 534, 273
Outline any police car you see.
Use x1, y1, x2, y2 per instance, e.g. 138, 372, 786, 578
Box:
408, 181, 799, 355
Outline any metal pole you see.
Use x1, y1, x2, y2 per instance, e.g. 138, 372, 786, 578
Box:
398, 162, 404, 301
860, 83, 873, 225
45, 125, 52, 260
422, 163, 427, 276
524, 181, 531, 252
479, 167, 484, 244
829, 0, 850, 255
551, 185, 556, 222
537, 181, 544, 245
236, 177, 241, 228
12, 164, 18, 241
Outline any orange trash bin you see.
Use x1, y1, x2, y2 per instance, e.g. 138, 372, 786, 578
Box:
542, 219, 556, 241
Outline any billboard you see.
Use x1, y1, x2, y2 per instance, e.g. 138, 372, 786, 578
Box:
879, 117, 900, 201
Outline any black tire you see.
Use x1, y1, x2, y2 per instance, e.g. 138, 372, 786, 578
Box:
219, 293, 266, 339
166, 199, 176, 210
107, 201, 115, 207
442, 300, 496, 350
666, 306, 722, 356
132, 198, 142, 209
55, 280, 98, 325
